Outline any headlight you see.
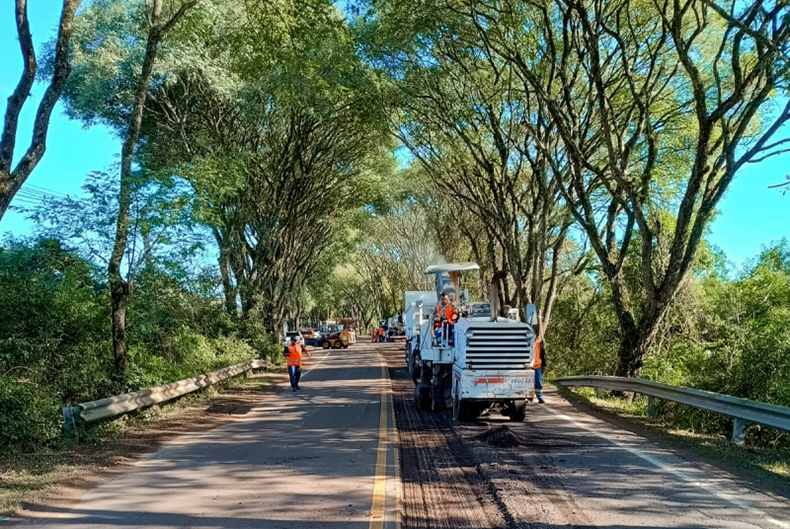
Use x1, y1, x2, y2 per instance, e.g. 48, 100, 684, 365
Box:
465, 329, 474, 339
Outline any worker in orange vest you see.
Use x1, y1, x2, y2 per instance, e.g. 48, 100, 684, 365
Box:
283, 335, 309, 392
433, 293, 459, 345
377, 326, 385, 342
371, 328, 376, 342
533, 339, 546, 403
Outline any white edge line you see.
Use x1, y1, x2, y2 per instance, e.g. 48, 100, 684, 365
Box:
301, 349, 332, 379
547, 407, 789, 529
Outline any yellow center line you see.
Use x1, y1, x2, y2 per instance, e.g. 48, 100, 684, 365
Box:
369, 362, 388, 529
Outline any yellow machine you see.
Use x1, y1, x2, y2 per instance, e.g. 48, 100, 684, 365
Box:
320, 318, 357, 349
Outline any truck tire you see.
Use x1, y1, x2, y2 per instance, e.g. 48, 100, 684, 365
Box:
410, 352, 421, 385
321, 341, 330, 349
509, 399, 526, 422
332, 340, 342, 349
452, 391, 462, 421
415, 383, 431, 411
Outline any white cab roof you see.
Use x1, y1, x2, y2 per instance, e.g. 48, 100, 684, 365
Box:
424, 262, 480, 275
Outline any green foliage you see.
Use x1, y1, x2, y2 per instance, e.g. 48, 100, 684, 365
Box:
0, 376, 61, 449
549, 240, 790, 446
0, 238, 274, 449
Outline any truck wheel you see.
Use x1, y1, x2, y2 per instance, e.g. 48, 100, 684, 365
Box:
411, 353, 421, 385
415, 383, 431, 411
322, 341, 330, 349
342, 344, 349, 349
510, 399, 526, 422
332, 341, 342, 349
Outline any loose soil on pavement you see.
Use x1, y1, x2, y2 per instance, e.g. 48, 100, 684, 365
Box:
381, 342, 790, 529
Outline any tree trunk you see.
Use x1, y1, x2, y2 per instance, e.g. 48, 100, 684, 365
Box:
110, 279, 130, 374
109, 0, 196, 376
213, 228, 236, 315
0, 0, 82, 221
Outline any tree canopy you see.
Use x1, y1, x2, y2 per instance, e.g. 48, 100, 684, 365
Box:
1, 0, 789, 449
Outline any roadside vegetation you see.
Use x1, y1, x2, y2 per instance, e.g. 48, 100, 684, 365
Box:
0, 369, 283, 516
1, 0, 789, 459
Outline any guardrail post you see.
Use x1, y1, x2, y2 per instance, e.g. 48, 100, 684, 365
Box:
62, 406, 81, 432
647, 396, 657, 418
732, 418, 746, 445
596, 388, 604, 398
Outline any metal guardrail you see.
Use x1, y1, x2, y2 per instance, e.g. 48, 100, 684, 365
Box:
554, 375, 790, 445
62, 359, 268, 429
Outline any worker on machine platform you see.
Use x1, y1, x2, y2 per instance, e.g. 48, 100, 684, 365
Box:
433, 292, 459, 346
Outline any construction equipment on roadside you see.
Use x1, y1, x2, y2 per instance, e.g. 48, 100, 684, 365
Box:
405, 263, 537, 421
320, 318, 357, 349
386, 312, 407, 342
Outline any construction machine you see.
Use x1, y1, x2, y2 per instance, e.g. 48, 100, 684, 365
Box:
407, 263, 537, 421
320, 318, 356, 349
404, 291, 436, 383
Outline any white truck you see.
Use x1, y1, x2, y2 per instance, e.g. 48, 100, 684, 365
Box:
408, 263, 536, 421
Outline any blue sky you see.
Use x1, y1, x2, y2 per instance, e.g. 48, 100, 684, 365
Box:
1, 2, 788, 270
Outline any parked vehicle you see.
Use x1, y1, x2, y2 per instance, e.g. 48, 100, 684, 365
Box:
300, 328, 323, 347
283, 330, 305, 347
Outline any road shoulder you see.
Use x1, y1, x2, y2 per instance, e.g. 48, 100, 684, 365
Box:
1, 366, 289, 521
557, 384, 790, 500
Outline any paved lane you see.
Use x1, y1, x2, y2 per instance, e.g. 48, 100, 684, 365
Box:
20, 343, 398, 529
380, 341, 790, 529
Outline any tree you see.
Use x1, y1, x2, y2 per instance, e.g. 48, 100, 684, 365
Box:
58, 0, 197, 375
457, 0, 790, 375
130, 0, 395, 337
360, 0, 580, 337
0, 0, 83, 222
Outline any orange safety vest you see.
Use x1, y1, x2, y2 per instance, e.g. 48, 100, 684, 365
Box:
285, 343, 303, 367
435, 303, 455, 322
378, 327, 384, 336
533, 340, 542, 369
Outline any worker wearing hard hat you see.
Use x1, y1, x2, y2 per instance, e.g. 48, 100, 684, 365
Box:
433, 293, 459, 345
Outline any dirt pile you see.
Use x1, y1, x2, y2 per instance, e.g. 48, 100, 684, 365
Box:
474, 425, 526, 448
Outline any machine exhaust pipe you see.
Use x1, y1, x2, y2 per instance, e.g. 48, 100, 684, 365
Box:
490, 281, 498, 322
490, 271, 506, 322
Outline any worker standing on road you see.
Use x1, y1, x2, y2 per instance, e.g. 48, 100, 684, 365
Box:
533, 339, 546, 403
283, 335, 309, 392
378, 325, 385, 343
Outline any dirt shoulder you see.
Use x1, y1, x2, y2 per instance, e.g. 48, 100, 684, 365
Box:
0, 366, 289, 520
556, 384, 790, 500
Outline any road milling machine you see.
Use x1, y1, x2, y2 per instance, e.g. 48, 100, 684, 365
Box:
406, 263, 537, 421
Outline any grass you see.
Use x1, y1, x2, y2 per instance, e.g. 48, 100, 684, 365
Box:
0, 368, 285, 517
558, 385, 790, 492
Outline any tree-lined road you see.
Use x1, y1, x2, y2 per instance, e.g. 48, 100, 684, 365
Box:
14, 341, 790, 528
17, 345, 398, 528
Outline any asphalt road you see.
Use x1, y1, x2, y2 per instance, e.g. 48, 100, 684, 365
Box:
18, 344, 399, 529
382, 341, 790, 529
14, 340, 790, 529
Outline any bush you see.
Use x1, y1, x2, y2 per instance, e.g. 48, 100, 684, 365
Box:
0, 376, 61, 448
0, 238, 266, 449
